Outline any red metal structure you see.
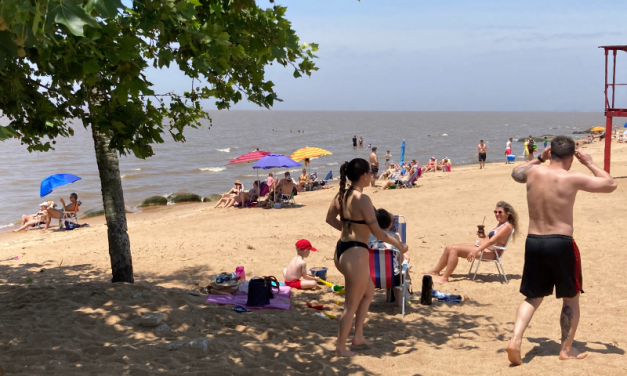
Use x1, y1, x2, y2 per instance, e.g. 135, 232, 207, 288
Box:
600, 45, 627, 173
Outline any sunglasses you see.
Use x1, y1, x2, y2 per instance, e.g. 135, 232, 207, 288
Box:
494, 210, 505, 214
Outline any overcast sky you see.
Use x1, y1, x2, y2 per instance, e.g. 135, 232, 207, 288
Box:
147, 0, 627, 111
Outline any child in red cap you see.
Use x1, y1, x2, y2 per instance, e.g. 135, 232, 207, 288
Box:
282, 239, 320, 290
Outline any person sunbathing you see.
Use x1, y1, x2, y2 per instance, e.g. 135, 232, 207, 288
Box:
226, 181, 259, 208
282, 239, 320, 289
43, 193, 81, 230
213, 181, 243, 208
423, 201, 519, 284
380, 167, 416, 189
13, 202, 50, 232
298, 169, 309, 190
423, 157, 437, 172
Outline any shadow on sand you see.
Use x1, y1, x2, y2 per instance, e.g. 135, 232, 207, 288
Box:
0, 261, 509, 375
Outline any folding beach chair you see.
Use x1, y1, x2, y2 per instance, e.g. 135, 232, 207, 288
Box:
368, 214, 410, 317
468, 229, 514, 283
279, 188, 296, 207
399, 169, 419, 188
243, 182, 268, 208
59, 200, 81, 230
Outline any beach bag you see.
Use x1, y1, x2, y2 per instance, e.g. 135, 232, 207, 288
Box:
64, 220, 78, 230
420, 275, 433, 305
246, 276, 279, 307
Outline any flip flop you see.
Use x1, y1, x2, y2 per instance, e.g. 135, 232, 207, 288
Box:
232, 305, 251, 313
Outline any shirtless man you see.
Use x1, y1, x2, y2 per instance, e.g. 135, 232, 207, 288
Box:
44, 193, 80, 230
505, 138, 513, 164
369, 147, 379, 187
507, 136, 616, 366
476, 140, 488, 169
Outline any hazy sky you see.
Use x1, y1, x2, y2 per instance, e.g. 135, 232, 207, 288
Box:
146, 0, 627, 111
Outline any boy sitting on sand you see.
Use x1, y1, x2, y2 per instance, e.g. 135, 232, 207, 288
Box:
282, 239, 320, 289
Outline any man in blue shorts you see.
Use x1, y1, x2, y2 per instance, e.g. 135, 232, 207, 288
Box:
508, 136, 616, 366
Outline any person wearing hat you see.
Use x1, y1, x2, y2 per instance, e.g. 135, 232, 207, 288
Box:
282, 239, 320, 290
213, 180, 243, 208
424, 157, 437, 173
12, 202, 52, 232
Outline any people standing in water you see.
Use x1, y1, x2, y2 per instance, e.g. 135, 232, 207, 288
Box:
352, 135, 357, 148
507, 136, 616, 366
385, 150, 391, 168
358, 137, 363, 147
369, 147, 379, 187
505, 138, 513, 164
476, 140, 488, 169
325, 158, 408, 357
544, 136, 548, 148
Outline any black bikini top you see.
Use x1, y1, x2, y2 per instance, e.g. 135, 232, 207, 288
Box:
341, 207, 377, 226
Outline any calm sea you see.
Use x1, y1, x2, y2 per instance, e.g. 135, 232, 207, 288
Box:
0, 111, 606, 229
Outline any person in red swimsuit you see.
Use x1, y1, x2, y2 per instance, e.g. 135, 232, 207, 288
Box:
283, 239, 320, 290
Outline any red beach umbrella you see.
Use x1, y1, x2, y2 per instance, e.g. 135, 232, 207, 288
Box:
226, 150, 271, 165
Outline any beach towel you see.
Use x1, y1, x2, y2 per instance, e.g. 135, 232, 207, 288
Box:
205, 285, 292, 310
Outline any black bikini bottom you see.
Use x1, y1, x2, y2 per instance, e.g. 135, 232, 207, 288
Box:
335, 240, 369, 260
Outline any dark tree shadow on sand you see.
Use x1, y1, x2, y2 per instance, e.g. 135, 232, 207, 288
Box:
0, 261, 510, 375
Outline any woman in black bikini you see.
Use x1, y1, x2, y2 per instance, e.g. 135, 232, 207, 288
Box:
423, 201, 519, 284
326, 158, 408, 358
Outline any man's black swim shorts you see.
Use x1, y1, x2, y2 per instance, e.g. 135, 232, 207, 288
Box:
520, 234, 583, 299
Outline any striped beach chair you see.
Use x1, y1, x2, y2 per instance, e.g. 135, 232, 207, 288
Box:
368, 215, 410, 317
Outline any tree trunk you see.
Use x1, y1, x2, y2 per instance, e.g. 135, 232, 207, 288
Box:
91, 124, 134, 283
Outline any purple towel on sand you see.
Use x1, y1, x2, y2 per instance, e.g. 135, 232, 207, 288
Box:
205, 285, 292, 310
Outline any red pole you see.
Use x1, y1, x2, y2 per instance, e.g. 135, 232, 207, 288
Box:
604, 116, 612, 173
604, 49, 609, 111
612, 50, 617, 109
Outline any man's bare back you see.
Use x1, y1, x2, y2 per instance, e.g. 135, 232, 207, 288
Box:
513, 147, 616, 236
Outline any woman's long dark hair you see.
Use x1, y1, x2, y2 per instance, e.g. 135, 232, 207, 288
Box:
338, 158, 371, 222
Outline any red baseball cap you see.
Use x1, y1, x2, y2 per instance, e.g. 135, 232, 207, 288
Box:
296, 239, 317, 252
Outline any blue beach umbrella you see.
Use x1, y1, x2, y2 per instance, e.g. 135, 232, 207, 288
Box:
400, 139, 406, 166
624, 122, 627, 128
40, 174, 81, 197
252, 154, 301, 170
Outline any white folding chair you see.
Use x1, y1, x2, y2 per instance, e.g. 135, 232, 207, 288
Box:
468, 229, 514, 283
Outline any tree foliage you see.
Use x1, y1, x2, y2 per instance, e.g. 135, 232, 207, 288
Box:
0, 0, 318, 157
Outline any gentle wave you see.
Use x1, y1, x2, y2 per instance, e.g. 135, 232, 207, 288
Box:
198, 167, 226, 173
0, 223, 16, 229
216, 148, 231, 153
133, 168, 142, 171
326, 162, 338, 166
121, 174, 139, 179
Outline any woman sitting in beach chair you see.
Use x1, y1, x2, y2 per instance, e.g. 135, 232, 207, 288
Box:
297, 169, 309, 191
12, 202, 52, 232
423, 157, 437, 172
226, 181, 260, 208
379, 167, 416, 189
213, 180, 243, 208
423, 201, 518, 284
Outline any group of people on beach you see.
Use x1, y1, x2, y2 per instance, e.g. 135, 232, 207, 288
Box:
13, 193, 81, 232
326, 135, 616, 365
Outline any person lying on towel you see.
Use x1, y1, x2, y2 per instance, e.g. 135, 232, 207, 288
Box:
282, 239, 320, 290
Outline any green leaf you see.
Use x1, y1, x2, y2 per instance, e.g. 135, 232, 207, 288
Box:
46, 0, 101, 37
88, 0, 124, 18
188, 0, 202, 6
82, 60, 100, 74
293, 70, 301, 78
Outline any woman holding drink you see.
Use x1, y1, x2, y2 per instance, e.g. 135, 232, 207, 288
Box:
423, 201, 518, 284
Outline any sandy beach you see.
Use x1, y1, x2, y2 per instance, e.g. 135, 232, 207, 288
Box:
1, 140, 626, 375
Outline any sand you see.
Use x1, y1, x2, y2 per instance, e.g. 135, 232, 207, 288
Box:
1, 140, 626, 375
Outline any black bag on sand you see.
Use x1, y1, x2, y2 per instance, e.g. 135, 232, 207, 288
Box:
246, 276, 279, 307
420, 275, 433, 305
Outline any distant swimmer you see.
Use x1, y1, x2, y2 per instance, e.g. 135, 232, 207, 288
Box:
369, 146, 379, 187
505, 138, 513, 164
508, 136, 616, 366
353, 135, 357, 148
368, 143, 371, 149
476, 140, 488, 169
359, 137, 363, 147
385, 150, 391, 167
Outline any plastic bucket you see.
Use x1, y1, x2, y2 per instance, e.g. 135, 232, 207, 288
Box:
274, 203, 282, 209
310, 267, 328, 282
507, 155, 515, 162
